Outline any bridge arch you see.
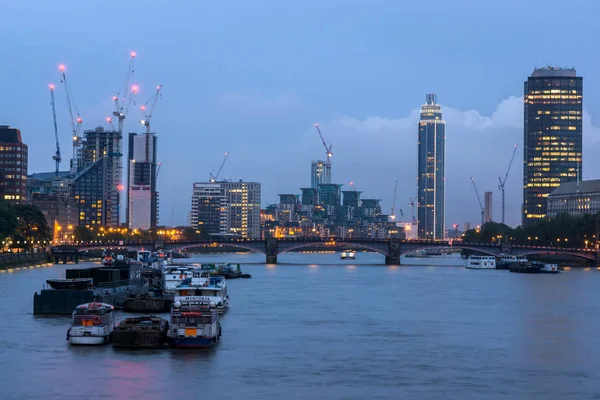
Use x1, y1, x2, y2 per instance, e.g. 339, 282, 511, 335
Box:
277, 241, 389, 256
515, 250, 597, 261
166, 243, 265, 254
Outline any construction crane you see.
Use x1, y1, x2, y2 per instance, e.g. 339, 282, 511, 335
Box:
498, 144, 518, 225
350, 181, 357, 192
113, 51, 138, 134
58, 64, 83, 173
210, 152, 230, 182
390, 179, 398, 220
156, 162, 162, 181
140, 85, 163, 162
48, 84, 61, 177
314, 124, 333, 164
470, 177, 485, 227
408, 196, 417, 225
105, 116, 116, 131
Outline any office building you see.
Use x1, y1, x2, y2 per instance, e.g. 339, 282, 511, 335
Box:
547, 180, 600, 218
127, 132, 158, 230
301, 188, 319, 206
417, 94, 446, 239
484, 191, 493, 223
523, 67, 583, 226
190, 182, 228, 236
0, 125, 28, 203
73, 127, 123, 227
311, 160, 331, 189
190, 180, 261, 239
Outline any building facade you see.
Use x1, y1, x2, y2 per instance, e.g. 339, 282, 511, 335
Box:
190, 180, 261, 239
127, 132, 158, 230
484, 191, 493, 223
0, 125, 28, 203
417, 94, 446, 239
547, 180, 600, 218
523, 67, 583, 226
311, 160, 331, 189
74, 127, 122, 227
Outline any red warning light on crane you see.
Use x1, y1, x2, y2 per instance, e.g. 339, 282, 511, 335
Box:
131, 84, 139, 93
58, 64, 66, 72
48, 84, 55, 90
130, 51, 137, 58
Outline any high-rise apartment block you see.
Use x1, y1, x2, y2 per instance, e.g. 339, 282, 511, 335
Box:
311, 160, 331, 189
523, 67, 583, 226
484, 191, 493, 223
0, 125, 28, 203
417, 94, 446, 240
73, 127, 122, 227
190, 180, 261, 239
127, 132, 158, 230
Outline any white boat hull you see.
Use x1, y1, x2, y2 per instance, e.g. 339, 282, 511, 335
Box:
68, 335, 110, 345
465, 265, 495, 270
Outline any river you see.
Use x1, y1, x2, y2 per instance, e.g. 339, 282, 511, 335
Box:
1, 251, 600, 399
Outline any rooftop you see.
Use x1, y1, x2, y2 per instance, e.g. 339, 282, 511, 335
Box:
531, 66, 577, 78
0, 126, 24, 144
550, 179, 600, 196
29, 171, 72, 180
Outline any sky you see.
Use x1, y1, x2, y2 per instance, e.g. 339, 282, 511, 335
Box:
0, 0, 599, 228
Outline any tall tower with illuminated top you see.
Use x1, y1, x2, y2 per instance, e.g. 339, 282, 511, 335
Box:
417, 94, 446, 240
523, 67, 583, 226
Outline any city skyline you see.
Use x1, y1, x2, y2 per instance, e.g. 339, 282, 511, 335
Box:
1, 0, 599, 228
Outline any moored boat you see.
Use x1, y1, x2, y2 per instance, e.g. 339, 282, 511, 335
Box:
122, 292, 172, 313
46, 278, 93, 290
465, 255, 496, 269
67, 302, 115, 345
167, 297, 221, 348
174, 273, 229, 314
532, 261, 560, 274
496, 254, 528, 269
113, 316, 169, 349
340, 250, 356, 260
102, 254, 114, 266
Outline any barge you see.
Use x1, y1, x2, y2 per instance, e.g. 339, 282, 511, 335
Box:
113, 316, 169, 349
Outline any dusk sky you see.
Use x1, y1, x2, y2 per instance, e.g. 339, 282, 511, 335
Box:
1, 0, 598, 227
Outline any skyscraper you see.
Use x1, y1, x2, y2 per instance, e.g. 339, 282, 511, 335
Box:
73, 127, 122, 227
0, 125, 27, 203
311, 160, 331, 189
484, 191, 493, 223
127, 132, 158, 230
417, 94, 446, 240
523, 67, 583, 226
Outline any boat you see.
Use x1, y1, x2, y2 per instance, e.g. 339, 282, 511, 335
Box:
465, 255, 496, 269
66, 302, 115, 345
102, 254, 114, 266
171, 250, 191, 259
215, 263, 251, 279
46, 278, 93, 290
167, 297, 221, 349
112, 316, 169, 349
532, 261, 560, 274
122, 291, 173, 313
340, 250, 356, 260
163, 266, 194, 292
497, 254, 528, 269
174, 273, 229, 314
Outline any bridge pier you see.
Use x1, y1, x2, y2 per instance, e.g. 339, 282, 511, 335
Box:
266, 238, 278, 264
386, 239, 401, 265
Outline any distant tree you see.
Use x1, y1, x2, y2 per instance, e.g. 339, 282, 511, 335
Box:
74, 226, 94, 242
14, 204, 51, 248
0, 200, 17, 241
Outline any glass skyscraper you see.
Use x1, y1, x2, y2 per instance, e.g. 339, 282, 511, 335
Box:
417, 94, 445, 240
523, 67, 583, 226
311, 160, 331, 189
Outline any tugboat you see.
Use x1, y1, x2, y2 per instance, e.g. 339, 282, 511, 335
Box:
67, 302, 115, 345
113, 316, 169, 349
341, 250, 356, 260
167, 298, 221, 348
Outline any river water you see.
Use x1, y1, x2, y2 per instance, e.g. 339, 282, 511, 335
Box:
1, 252, 600, 399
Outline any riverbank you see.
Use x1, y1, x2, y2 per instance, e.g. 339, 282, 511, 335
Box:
0, 252, 50, 270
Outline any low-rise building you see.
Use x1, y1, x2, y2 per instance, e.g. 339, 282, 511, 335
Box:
547, 180, 600, 218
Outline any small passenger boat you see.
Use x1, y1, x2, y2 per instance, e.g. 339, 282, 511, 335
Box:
113, 316, 169, 349
67, 302, 115, 345
175, 273, 229, 314
340, 250, 356, 260
496, 254, 528, 269
167, 298, 221, 349
46, 278, 93, 290
465, 255, 496, 269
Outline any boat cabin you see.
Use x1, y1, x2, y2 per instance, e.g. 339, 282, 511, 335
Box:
71, 302, 114, 327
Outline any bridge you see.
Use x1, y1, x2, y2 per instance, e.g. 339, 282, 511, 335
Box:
64, 238, 599, 265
